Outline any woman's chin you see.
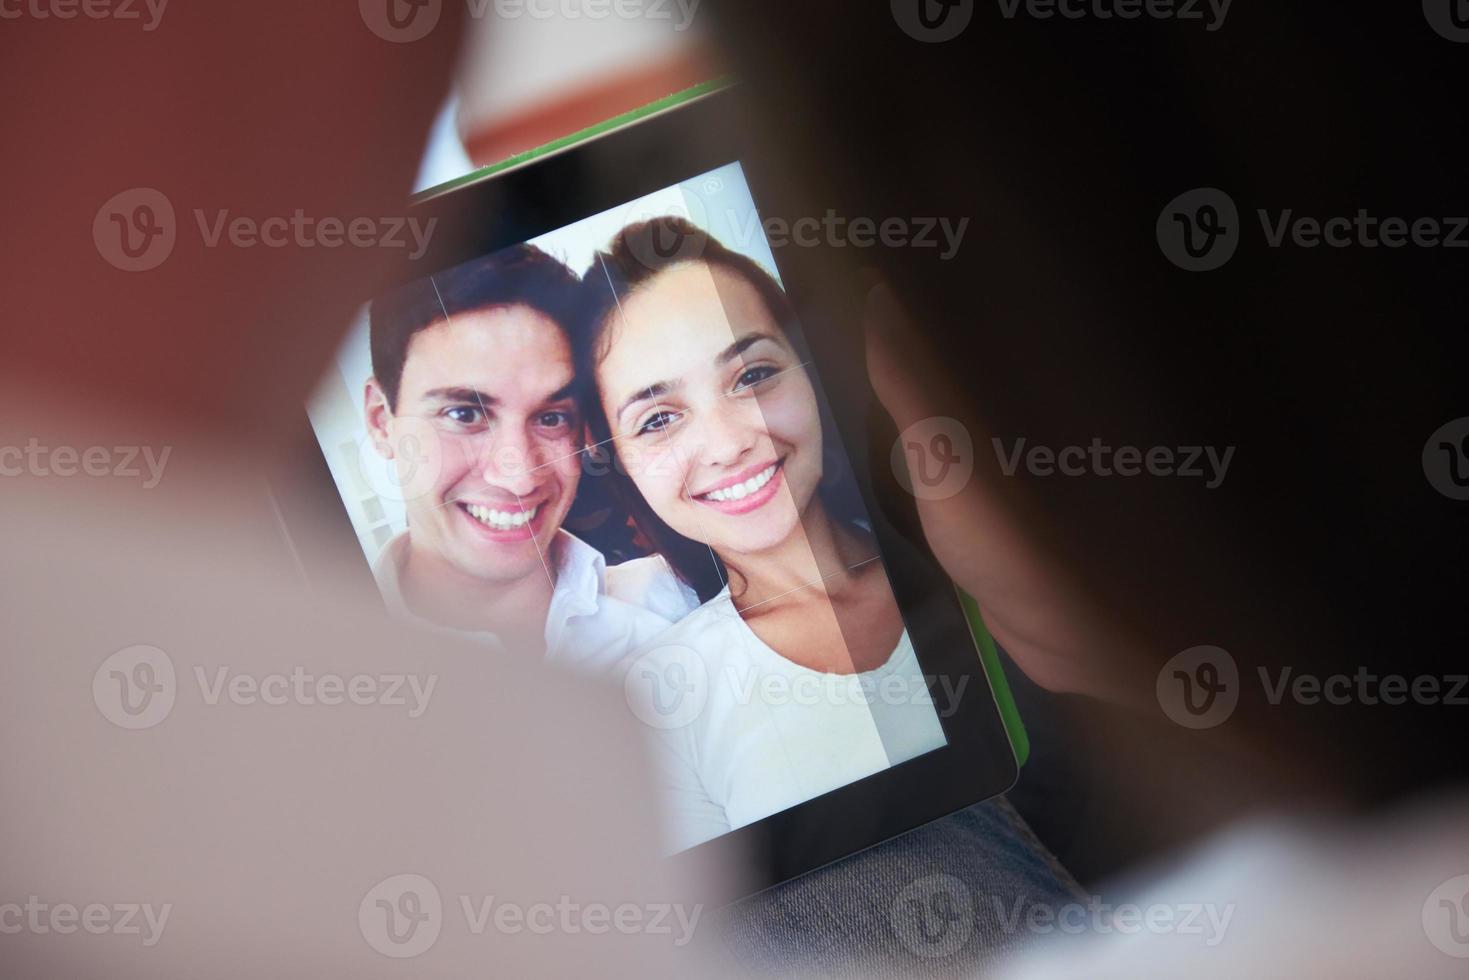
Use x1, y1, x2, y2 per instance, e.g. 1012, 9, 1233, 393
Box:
703, 512, 804, 560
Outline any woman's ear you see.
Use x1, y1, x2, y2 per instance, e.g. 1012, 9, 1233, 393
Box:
364, 378, 395, 458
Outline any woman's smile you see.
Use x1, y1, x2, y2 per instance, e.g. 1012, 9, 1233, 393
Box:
691, 459, 785, 515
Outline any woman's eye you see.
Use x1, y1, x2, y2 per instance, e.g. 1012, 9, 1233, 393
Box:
636, 410, 680, 436
444, 405, 484, 425
734, 365, 780, 391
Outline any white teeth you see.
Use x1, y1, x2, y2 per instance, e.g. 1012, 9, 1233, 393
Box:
466, 503, 539, 530
704, 464, 776, 503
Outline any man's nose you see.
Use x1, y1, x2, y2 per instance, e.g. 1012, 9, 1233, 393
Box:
480, 426, 542, 497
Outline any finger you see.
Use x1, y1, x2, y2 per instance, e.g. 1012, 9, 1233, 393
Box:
864, 280, 1150, 702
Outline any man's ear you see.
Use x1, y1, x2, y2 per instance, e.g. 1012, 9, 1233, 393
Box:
364, 378, 395, 459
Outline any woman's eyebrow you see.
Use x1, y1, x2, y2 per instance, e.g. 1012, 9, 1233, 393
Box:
614, 334, 781, 421
716, 332, 778, 365
616, 381, 674, 422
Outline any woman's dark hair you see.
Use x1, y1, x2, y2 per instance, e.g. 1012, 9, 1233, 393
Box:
578, 216, 868, 603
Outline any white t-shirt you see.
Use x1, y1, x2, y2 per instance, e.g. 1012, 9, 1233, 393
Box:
373, 529, 698, 674
624, 586, 950, 852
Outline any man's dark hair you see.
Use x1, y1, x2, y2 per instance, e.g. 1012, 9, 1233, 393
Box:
369, 243, 581, 409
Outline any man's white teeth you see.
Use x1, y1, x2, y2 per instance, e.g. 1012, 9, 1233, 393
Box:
466, 503, 539, 530
704, 464, 777, 502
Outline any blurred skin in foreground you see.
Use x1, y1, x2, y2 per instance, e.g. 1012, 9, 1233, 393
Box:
0, 7, 727, 978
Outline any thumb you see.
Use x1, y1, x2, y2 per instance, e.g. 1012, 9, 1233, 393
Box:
861, 278, 1148, 701
864, 279, 958, 434
862, 277, 998, 591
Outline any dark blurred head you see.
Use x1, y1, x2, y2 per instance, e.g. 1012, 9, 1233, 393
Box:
702, 0, 1468, 852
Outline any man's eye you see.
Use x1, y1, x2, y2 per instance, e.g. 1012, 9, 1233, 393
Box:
537, 411, 574, 430
734, 365, 780, 391
637, 410, 680, 436
444, 405, 484, 425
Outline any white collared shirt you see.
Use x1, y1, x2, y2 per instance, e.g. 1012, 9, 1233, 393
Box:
373, 529, 698, 674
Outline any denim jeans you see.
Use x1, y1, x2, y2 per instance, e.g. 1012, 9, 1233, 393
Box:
712, 797, 1082, 978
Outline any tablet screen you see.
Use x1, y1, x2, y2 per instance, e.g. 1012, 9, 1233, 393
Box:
306, 161, 950, 853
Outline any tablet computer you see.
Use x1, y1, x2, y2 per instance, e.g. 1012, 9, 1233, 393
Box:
285, 82, 1024, 896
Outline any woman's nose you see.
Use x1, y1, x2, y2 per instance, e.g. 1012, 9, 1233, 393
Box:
689, 399, 756, 468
